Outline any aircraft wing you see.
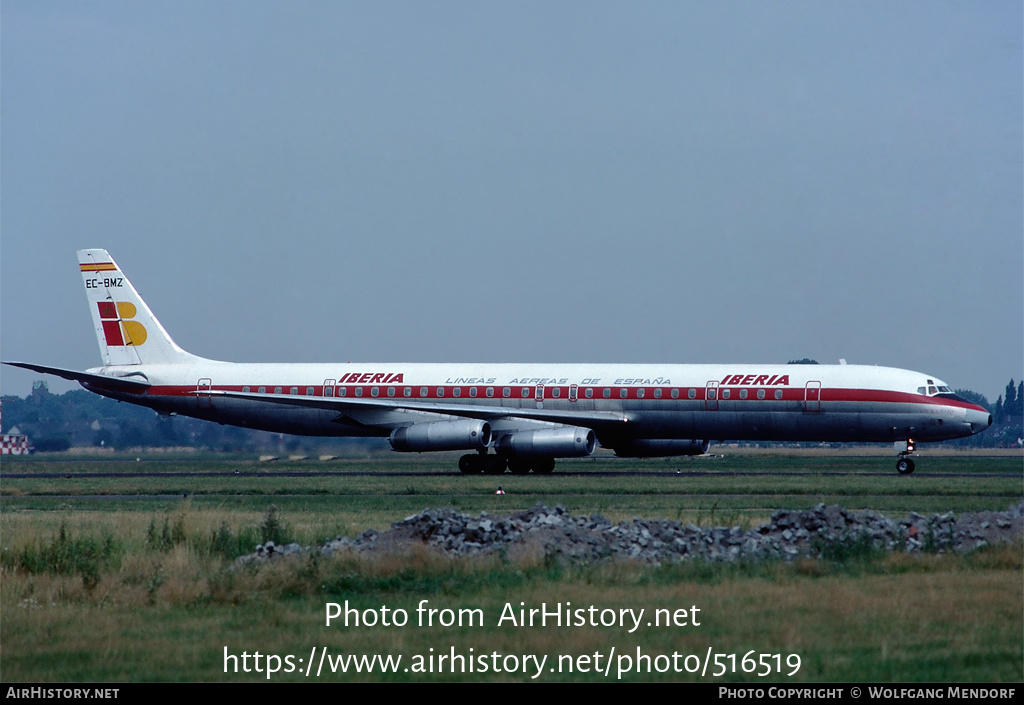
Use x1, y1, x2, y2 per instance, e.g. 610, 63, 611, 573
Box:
205, 388, 629, 429
3, 362, 151, 393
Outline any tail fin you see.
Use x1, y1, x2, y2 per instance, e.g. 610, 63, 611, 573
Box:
78, 249, 200, 366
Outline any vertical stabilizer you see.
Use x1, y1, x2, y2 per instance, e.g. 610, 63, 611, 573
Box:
78, 249, 199, 366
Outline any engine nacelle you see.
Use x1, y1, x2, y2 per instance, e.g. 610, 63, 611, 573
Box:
612, 439, 710, 457
495, 426, 596, 458
389, 420, 491, 452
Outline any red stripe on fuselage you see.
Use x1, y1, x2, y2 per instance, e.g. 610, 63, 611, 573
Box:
140, 383, 986, 413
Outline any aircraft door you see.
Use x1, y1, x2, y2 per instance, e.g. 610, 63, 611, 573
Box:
197, 378, 212, 408
804, 381, 821, 412
705, 381, 719, 411
535, 384, 545, 408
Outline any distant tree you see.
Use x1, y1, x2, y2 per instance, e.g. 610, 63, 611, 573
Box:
994, 379, 1022, 424
92, 428, 115, 447
787, 359, 819, 364
32, 435, 72, 452
152, 416, 182, 446
1007, 380, 1024, 419
5, 386, 290, 453
954, 389, 990, 411
195, 423, 225, 451
981, 378, 1024, 447
116, 423, 149, 450
219, 426, 249, 453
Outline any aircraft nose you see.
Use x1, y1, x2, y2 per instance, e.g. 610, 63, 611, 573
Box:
966, 406, 992, 434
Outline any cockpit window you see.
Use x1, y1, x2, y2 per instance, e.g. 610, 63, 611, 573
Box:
920, 383, 956, 397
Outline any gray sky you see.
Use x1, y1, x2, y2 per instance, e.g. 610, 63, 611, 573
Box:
2, 1, 1021, 402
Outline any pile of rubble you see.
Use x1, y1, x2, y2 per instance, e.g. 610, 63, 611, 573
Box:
242, 501, 1023, 565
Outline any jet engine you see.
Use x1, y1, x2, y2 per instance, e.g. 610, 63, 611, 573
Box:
389, 420, 491, 452
612, 439, 710, 457
495, 426, 596, 458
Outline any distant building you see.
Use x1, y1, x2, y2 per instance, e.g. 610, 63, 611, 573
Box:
0, 401, 30, 454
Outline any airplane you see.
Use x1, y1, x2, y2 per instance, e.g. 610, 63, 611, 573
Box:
5, 249, 992, 475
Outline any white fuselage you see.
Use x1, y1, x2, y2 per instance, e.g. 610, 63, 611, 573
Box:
84, 360, 991, 447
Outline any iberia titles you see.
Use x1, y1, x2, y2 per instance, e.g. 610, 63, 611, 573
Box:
720, 374, 790, 386
338, 372, 404, 384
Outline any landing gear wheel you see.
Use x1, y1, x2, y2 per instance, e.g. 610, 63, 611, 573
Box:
458, 454, 483, 474
508, 459, 531, 475
483, 456, 507, 475
532, 458, 556, 474
896, 457, 915, 475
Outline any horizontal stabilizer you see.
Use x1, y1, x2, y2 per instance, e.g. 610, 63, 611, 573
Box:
3, 361, 151, 393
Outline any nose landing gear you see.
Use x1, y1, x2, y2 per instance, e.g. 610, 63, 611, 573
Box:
895, 439, 916, 475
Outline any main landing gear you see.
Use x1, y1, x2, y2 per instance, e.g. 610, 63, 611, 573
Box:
458, 453, 556, 475
895, 439, 916, 475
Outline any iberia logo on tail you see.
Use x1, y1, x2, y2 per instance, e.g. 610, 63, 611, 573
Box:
97, 301, 147, 346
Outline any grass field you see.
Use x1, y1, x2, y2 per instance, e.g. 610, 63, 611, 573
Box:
1, 449, 1021, 682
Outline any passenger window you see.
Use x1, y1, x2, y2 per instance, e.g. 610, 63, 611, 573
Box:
258, 386, 266, 393
721, 389, 730, 399
453, 387, 462, 397
619, 388, 628, 399
371, 387, 379, 397
339, 387, 347, 397
521, 387, 530, 398
243, 386, 250, 393
355, 387, 363, 397
757, 389, 766, 399
387, 387, 395, 397
671, 388, 679, 399
637, 388, 645, 399
585, 388, 593, 398
688, 388, 696, 399
603, 388, 611, 398
325, 386, 333, 397
307, 386, 315, 396
274, 387, 283, 394
774, 389, 783, 400
437, 387, 445, 397
739, 389, 747, 399
404, 387, 412, 397
654, 388, 662, 398
420, 387, 428, 397
552, 387, 561, 398
469, 387, 477, 397
503, 387, 511, 398
486, 387, 494, 397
